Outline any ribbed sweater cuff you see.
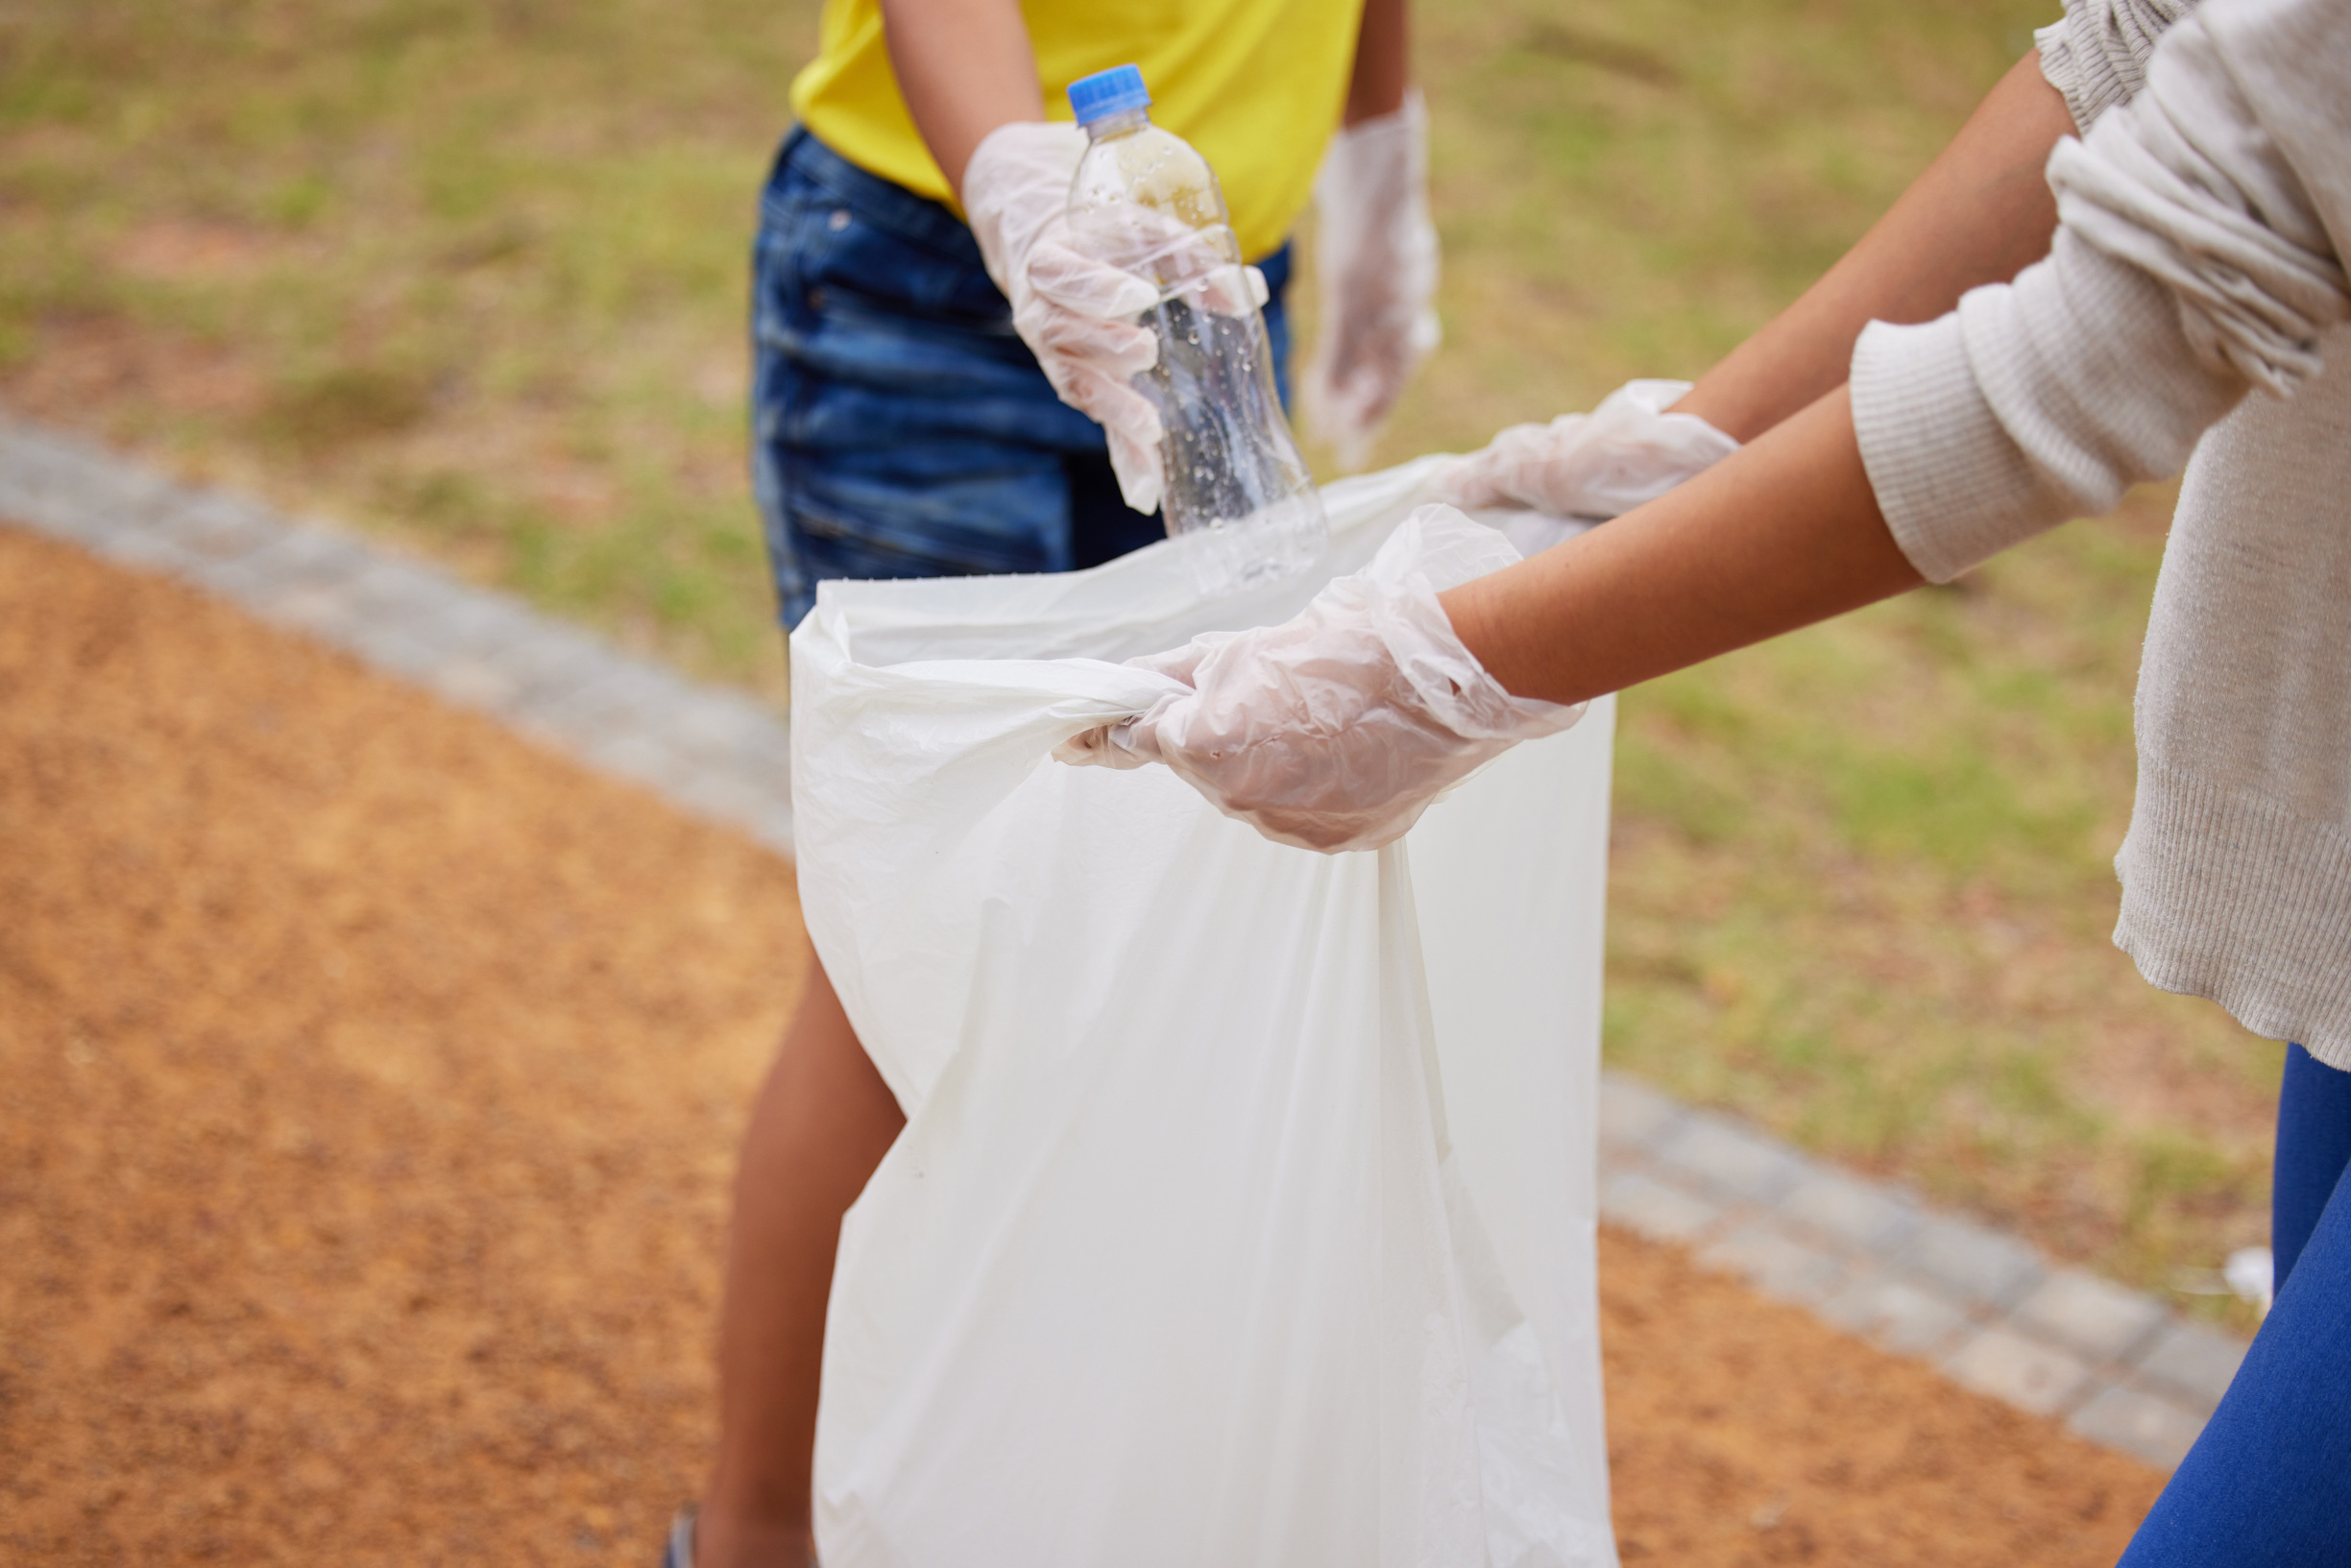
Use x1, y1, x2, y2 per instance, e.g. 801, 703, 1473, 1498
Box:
1853, 233, 2242, 585
1851, 314, 2050, 585
2038, 19, 2129, 132
2035, 0, 2192, 132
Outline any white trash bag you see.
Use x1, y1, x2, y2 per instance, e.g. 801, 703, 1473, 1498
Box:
791, 458, 1620, 1568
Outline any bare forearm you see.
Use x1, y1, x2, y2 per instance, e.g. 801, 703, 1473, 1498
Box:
880, 0, 1045, 198
1441, 387, 1922, 705
1673, 53, 2073, 443
1345, 0, 1410, 125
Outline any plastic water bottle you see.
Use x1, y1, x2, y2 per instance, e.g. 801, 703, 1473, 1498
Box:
1065, 64, 1326, 590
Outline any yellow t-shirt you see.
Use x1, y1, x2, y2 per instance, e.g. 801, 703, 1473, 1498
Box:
789, 0, 1363, 262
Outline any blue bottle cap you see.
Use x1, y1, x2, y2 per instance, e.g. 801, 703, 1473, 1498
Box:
1068, 64, 1151, 127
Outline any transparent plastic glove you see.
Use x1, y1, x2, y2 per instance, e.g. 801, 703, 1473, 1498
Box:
964, 122, 1170, 512
1439, 378, 1739, 519
1056, 505, 1583, 853
1303, 90, 1442, 471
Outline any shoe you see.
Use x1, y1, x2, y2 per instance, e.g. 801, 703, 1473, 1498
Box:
664, 1504, 822, 1567
663, 1505, 697, 1568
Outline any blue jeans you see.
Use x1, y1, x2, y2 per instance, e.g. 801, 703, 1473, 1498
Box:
2118, 1043, 2351, 1565
750, 128, 1295, 629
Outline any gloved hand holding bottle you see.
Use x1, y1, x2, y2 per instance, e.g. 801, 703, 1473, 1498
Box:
963, 120, 1173, 514
966, 69, 1308, 569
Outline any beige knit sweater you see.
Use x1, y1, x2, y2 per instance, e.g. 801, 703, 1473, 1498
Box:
1850, 0, 2351, 1063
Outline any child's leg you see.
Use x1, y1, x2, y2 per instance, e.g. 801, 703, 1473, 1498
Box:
2271, 1041, 2351, 1289
2116, 1045, 2351, 1566
698, 943, 904, 1568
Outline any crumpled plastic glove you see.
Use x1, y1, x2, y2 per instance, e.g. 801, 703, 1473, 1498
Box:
1303, 90, 1442, 471
1055, 504, 1583, 853
964, 122, 1268, 518
1438, 378, 1740, 519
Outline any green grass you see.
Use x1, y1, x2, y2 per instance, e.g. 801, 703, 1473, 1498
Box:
0, 0, 2277, 1325
0, 0, 808, 692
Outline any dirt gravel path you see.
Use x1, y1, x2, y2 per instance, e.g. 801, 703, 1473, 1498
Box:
0, 523, 2165, 1565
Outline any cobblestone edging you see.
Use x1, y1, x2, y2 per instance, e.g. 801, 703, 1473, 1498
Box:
0, 414, 794, 857
0, 410, 2245, 1471
1597, 1074, 2245, 1468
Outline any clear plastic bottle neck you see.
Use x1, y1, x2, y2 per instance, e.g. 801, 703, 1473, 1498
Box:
1081, 108, 1151, 141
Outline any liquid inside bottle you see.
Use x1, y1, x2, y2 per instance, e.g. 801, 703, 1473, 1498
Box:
1064, 64, 1327, 591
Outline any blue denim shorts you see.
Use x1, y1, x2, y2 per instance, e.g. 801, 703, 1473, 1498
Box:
750, 128, 1294, 629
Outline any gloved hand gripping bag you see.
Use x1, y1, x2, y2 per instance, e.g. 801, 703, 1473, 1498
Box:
789, 456, 1622, 1568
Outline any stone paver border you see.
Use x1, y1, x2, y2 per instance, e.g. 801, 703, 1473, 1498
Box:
0, 409, 2245, 1470
1598, 1075, 2242, 1467
0, 414, 793, 857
